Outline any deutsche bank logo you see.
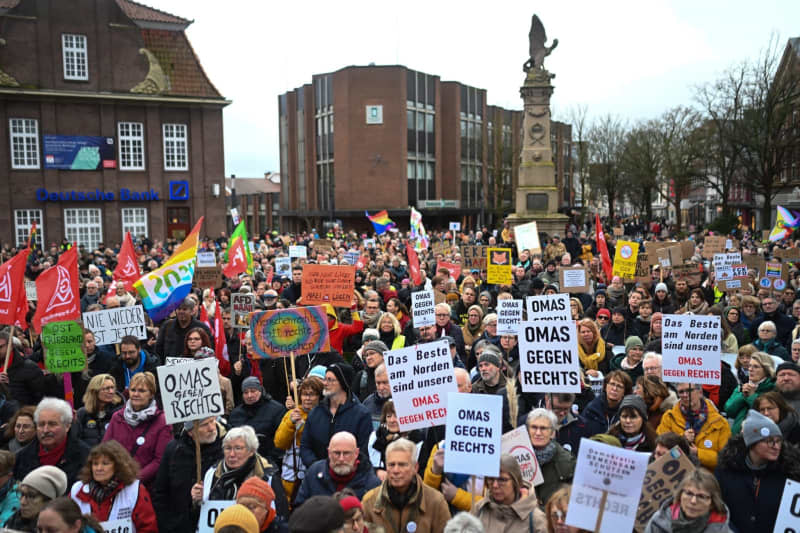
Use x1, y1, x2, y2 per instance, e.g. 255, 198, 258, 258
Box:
169, 180, 189, 201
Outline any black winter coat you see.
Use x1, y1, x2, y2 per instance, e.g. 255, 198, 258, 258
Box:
228, 395, 286, 466
74, 397, 124, 447
579, 394, 620, 438
14, 434, 90, 487
299, 396, 372, 467
715, 435, 800, 532
294, 452, 380, 506
154, 318, 213, 362
6, 349, 44, 406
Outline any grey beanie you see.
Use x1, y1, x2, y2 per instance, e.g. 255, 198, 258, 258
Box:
242, 376, 262, 392
361, 328, 379, 342
362, 340, 389, 356
655, 282, 668, 293
742, 409, 782, 448
21, 466, 67, 500
477, 348, 502, 369
619, 394, 648, 421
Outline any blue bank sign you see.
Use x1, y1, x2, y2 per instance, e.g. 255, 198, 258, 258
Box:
35, 182, 189, 202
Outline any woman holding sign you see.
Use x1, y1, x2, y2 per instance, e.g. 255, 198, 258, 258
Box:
576, 318, 608, 377
525, 409, 575, 508
724, 352, 776, 434
644, 469, 731, 533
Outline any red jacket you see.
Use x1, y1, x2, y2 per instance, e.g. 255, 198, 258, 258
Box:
72, 481, 158, 533
327, 310, 364, 354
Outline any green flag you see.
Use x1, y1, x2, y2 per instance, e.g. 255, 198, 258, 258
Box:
225, 221, 253, 275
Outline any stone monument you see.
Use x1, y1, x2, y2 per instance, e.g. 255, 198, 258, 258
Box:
508, 14, 568, 238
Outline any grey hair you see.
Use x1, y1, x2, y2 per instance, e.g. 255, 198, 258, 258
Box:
224, 425, 259, 452
374, 363, 387, 377
435, 302, 451, 314
758, 320, 776, 333
792, 338, 800, 347
526, 408, 558, 432
385, 437, 417, 462
482, 313, 498, 326
643, 352, 662, 364
34, 398, 73, 425
444, 512, 484, 533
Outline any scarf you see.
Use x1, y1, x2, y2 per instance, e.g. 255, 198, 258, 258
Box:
578, 337, 605, 371
38, 436, 68, 466
534, 440, 557, 466
619, 432, 645, 450
123, 399, 157, 428
606, 285, 625, 302
213, 454, 257, 500
680, 399, 708, 434
737, 366, 749, 384
89, 478, 120, 504
387, 476, 417, 510
466, 321, 483, 337
669, 504, 711, 533
329, 459, 360, 491
684, 301, 708, 315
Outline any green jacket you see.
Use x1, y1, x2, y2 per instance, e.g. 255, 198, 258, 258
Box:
724, 378, 775, 434
536, 442, 576, 507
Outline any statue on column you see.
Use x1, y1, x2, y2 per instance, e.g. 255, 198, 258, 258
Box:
523, 15, 558, 72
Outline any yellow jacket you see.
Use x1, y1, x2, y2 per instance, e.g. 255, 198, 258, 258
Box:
274, 408, 308, 450
423, 442, 483, 511
656, 398, 730, 471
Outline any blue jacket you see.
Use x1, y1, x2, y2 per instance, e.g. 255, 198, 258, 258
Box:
0, 479, 19, 526
579, 394, 619, 439
294, 452, 380, 506
299, 395, 372, 467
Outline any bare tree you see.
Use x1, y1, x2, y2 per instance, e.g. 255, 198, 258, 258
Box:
587, 114, 627, 220
567, 104, 590, 222
619, 120, 662, 222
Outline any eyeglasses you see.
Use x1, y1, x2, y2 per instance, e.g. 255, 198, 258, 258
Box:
19, 490, 42, 500
486, 476, 512, 485
223, 445, 247, 453
528, 424, 552, 434
187, 337, 202, 342
677, 388, 696, 396
330, 450, 355, 458
762, 436, 782, 447
597, 316, 609, 321
606, 382, 625, 390
435, 313, 450, 317
681, 489, 711, 502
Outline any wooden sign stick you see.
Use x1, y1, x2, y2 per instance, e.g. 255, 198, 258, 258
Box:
290, 351, 299, 407
2, 326, 14, 373
594, 490, 608, 533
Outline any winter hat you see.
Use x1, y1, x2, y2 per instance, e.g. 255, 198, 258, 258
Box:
327, 362, 355, 393
499, 453, 525, 499
289, 495, 345, 533
619, 394, 648, 421
596, 308, 611, 320
776, 361, 800, 377
194, 346, 215, 359
588, 434, 622, 447
442, 335, 457, 347
477, 348, 502, 369
531, 278, 545, 290
625, 336, 644, 353
338, 495, 362, 513
595, 289, 607, 298
242, 376, 262, 392
612, 306, 626, 315
361, 328, 380, 342
655, 283, 668, 293
742, 409, 782, 448
362, 340, 389, 356
21, 466, 67, 500
308, 365, 328, 381
238, 477, 277, 529
213, 503, 259, 533
651, 312, 663, 323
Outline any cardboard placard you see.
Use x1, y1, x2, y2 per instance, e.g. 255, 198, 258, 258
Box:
635, 253, 652, 286
613, 241, 640, 280
634, 447, 695, 532
312, 238, 334, 254
432, 240, 451, 256
645, 241, 675, 266
384, 339, 457, 431
526, 293, 571, 322
25, 280, 37, 301
444, 392, 502, 477
741, 254, 764, 277
486, 247, 513, 285
774, 247, 800, 260
497, 299, 522, 336
82, 305, 147, 346
436, 261, 462, 280
656, 246, 682, 269
249, 306, 331, 358
300, 264, 356, 307
702, 236, 726, 258
42, 321, 85, 374
672, 263, 702, 287
501, 425, 544, 487
774, 479, 800, 532
196, 251, 216, 268
231, 293, 255, 328
157, 357, 224, 424
518, 319, 581, 393
661, 315, 721, 385
411, 289, 436, 327
558, 267, 589, 293
194, 265, 223, 290
680, 240, 695, 260
613, 227, 624, 236
514, 221, 541, 255
461, 245, 487, 271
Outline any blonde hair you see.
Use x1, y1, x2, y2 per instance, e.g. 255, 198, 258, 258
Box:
750, 351, 776, 378
378, 312, 401, 336
82, 374, 121, 414
129, 372, 157, 397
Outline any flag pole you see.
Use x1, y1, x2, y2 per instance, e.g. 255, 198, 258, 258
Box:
2, 326, 14, 373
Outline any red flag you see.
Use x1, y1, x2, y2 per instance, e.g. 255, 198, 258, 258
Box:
102, 280, 117, 306
355, 255, 369, 271
406, 245, 422, 286
214, 299, 231, 376
114, 232, 140, 288
198, 301, 212, 331
223, 238, 248, 278
0, 249, 30, 327
33, 246, 81, 333
595, 214, 613, 281
265, 270, 273, 285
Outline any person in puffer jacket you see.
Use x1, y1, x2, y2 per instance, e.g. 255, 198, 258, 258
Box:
229, 377, 286, 467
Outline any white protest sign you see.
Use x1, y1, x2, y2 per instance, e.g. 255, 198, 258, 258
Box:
565, 438, 650, 533
196, 251, 216, 268
384, 339, 457, 431
231, 293, 255, 329
157, 358, 224, 424
275, 257, 292, 280
82, 305, 147, 346
101, 519, 133, 533
514, 221, 541, 255
518, 319, 581, 393
501, 425, 544, 486
497, 299, 522, 335
774, 479, 800, 532
449, 222, 461, 231
661, 314, 721, 385
411, 289, 435, 327
713, 252, 741, 280
444, 392, 502, 477
25, 280, 37, 301
198, 500, 235, 533
289, 245, 307, 258
230, 208, 240, 225
526, 293, 570, 322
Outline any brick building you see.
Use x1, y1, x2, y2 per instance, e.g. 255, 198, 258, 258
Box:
0, 0, 229, 250
278, 64, 574, 233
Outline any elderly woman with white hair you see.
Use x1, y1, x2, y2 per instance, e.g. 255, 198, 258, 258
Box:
193, 425, 289, 519
752, 320, 789, 361
525, 408, 575, 507
725, 352, 776, 434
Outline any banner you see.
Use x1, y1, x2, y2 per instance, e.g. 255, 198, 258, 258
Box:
42, 134, 116, 170
82, 305, 147, 346
661, 315, 721, 385
486, 247, 513, 284
436, 261, 461, 280
518, 319, 581, 393
612, 240, 639, 280
411, 289, 435, 327
496, 299, 522, 336
157, 358, 224, 424
33, 246, 80, 332
231, 293, 255, 329
444, 392, 502, 477
383, 339, 457, 431
224, 221, 253, 275
249, 306, 330, 358
526, 293, 570, 322
501, 425, 544, 487
301, 265, 355, 307
514, 221, 541, 255
633, 446, 695, 532
406, 246, 422, 286
41, 321, 85, 374
113, 232, 140, 289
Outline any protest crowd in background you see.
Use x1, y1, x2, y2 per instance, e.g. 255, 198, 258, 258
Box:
0, 210, 800, 533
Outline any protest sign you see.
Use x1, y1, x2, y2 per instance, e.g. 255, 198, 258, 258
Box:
363, 238, 376, 248
655, 246, 681, 269
231, 293, 255, 328
312, 238, 334, 254
526, 293, 570, 322
672, 263, 702, 287
41, 321, 85, 374
157, 357, 224, 424
497, 299, 522, 335
461, 245, 487, 271
774, 479, 800, 532
194, 265, 223, 290
432, 240, 451, 256
230, 208, 240, 225
342, 251, 360, 266
384, 339, 457, 431
645, 241, 676, 266
712, 252, 742, 281
487, 247, 513, 284
274, 257, 292, 280
702, 236, 726, 258
501, 425, 544, 487
661, 314, 721, 385
25, 280, 37, 301
198, 501, 235, 533
444, 392, 502, 477
680, 240, 695, 260
250, 306, 330, 358
514, 221, 541, 255
518, 319, 581, 393
634, 446, 695, 532
436, 261, 462, 280
449, 222, 461, 231
565, 438, 650, 533
101, 518, 133, 533
613, 241, 639, 279
288, 245, 307, 258
635, 253, 652, 287
774, 247, 800, 260
301, 264, 355, 307
82, 305, 147, 346
165, 357, 194, 365
411, 289, 435, 327
613, 226, 623, 236
196, 251, 216, 268
558, 267, 589, 293
761, 261, 789, 291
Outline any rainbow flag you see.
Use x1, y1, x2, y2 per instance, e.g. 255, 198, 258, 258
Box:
410, 207, 429, 250
365, 210, 395, 235
769, 205, 800, 242
133, 217, 204, 322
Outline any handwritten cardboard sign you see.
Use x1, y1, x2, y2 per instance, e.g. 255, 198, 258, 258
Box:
672, 263, 702, 287
432, 240, 451, 256
249, 306, 331, 358
558, 267, 589, 293
634, 447, 695, 532
301, 264, 355, 307
702, 236, 726, 258
514, 221, 541, 255
774, 247, 800, 260
613, 227, 624, 236
231, 293, 255, 329
635, 253, 652, 286
157, 358, 224, 424
312, 239, 334, 254
82, 305, 147, 346
461, 245, 487, 271
487, 247, 513, 285
194, 265, 223, 290
42, 321, 85, 374
656, 246, 682, 269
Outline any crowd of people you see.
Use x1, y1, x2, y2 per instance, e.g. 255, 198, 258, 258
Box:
0, 218, 798, 532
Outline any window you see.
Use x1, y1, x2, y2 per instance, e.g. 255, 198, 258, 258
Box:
65, 208, 102, 250
121, 208, 148, 238
14, 209, 43, 248
163, 124, 188, 170
62, 34, 88, 81
9, 118, 40, 169
118, 122, 144, 170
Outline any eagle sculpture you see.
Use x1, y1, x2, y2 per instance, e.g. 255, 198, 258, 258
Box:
523, 15, 558, 72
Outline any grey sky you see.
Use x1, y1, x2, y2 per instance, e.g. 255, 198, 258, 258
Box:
154, 0, 800, 178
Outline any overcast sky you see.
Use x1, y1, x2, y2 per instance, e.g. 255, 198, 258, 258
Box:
154, 0, 799, 178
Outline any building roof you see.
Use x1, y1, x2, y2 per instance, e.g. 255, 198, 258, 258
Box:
0, 0, 191, 29
225, 175, 281, 196
140, 29, 222, 98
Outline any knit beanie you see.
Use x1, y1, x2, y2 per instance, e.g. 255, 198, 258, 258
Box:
238, 478, 276, 529
477, 348, 502, 369
596, 308, 611, 320
362, 340, 389, 356
499, 453, 525, 499
289, 495, 345, 533
619, 394, 648, 421
625, 336, 644, 353
338, 495, 362, 513
655, 282, 668, 293
361, 328, 379, 342
327, 362, 355, 393
742, 409, 782, 448
776, 361, 800, 377
21, 466, 67, 500
242, 376, 262, 392
589, 434, 622, 447
651, 312, 663, 323
194, 346, 215, 359
213, 503, 259, 533
308, 365, 328, 381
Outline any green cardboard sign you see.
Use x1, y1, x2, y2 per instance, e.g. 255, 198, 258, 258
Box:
41, 321, 85, 374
